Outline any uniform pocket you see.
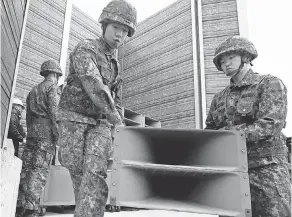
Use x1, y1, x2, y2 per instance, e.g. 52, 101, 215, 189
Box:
85, 127, 112, 160
237, 100, 253, 116
33, 149, 52, 168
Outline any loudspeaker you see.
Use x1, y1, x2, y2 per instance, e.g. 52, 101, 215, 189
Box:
110, 127, 251, 217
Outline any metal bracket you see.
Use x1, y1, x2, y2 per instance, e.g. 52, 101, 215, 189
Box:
245, 209, 252, 217
110, 196, 116, 205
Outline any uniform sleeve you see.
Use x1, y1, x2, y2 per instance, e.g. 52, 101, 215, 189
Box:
223, 76, 287, 142
112, 75, 124, 121
9, 114, 24, 142
47, 84, 59, 141
70, 41, 115, 112
205, 94, 220, 130
26, 94, 32, 128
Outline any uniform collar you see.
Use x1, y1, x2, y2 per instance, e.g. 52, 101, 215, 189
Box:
98, 36, 117, 59
229, 69, 258, 87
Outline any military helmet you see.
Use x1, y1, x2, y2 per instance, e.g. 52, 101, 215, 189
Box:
12, 98, 24, 108
40, 60, 63, 77
99, 0, 137, 37
213, 36, 258, 71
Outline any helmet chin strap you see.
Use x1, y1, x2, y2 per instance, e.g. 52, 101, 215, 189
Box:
232, 58, 245, 77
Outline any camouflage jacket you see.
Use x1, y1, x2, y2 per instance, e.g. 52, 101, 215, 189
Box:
57, 37, 123, 125
205, 69, 288, 168
26, 78, 58, 145
8, 107, 26, 142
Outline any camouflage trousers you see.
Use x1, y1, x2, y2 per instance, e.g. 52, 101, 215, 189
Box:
58, 120, 112, 217
16, 138, 53, 211
249, 163, 291, 217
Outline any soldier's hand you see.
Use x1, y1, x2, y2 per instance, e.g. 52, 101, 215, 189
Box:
52, 127, 59, 142
107, 109, 123, 125
103, 86, 115, 110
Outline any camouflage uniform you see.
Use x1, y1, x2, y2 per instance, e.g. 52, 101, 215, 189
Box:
206, 36, 291, 217
16, 60, 62, 217
57, 1, 137, 216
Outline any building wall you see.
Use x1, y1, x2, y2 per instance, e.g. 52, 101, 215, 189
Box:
120, 0, 196, 129
201, 0, 240, 112
121, 0, 241, 128
1, 0, 27, 145
65, 5, 102, 77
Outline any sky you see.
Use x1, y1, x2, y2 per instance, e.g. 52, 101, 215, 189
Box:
72, 0, 291, 136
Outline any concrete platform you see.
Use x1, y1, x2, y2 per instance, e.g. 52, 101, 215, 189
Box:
46, 210, 218, 217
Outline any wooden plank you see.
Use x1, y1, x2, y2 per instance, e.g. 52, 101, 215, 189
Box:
132, 0, 190, 39
123, 43, 193, 79
202, 0, 233, 5
0, 29, 17, 79
1, 6, 18, 56
124, 10, 192, 56
71, 6, 101, 37
3, 0, 21, 42
1, 87, 10, 111
202, 0, 237, 21
202, 17, 239, 38
123, 26, 192, 68
11, 0, 25, 33
31, 0, 65, 25
1, 62, 12, 96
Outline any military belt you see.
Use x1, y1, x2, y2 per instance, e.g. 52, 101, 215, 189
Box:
32, 117, 51, 125
248, 146, 288, 158
96, 119, 112, 128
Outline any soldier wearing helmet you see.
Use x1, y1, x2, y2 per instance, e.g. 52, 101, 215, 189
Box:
56, 0, 137, 216
16, 60, 63, 217
8, 98, 26, 157
206, 36, 291, 217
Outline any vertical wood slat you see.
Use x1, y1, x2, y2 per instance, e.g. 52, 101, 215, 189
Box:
1, 0, 28, 147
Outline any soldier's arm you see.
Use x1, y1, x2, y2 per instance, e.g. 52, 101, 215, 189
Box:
18, 124, 26, 138
9, 114, 24, 142
70, 42, 116, 111
47, 84, 59, 142
222, 76, 287, 142
112, 75, 124, 122
205, 94, 220, 130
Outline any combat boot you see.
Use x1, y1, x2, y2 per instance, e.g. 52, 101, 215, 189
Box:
23, 209, 39, 217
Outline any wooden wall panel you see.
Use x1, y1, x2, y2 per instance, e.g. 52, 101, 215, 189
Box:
121, 0, 196, 129
65, 6, 102, 77
1, 0, 27, 144
201, 0, 239, 112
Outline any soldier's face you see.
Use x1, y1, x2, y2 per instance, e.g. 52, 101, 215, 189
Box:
220, 54, 242, 77
104, 23, 129, 49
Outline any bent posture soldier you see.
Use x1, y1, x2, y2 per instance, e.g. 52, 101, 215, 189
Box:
16, 60, 62, 217
205, 36, 291, 217
8, 98, 26, 157
57, 0, 137, 216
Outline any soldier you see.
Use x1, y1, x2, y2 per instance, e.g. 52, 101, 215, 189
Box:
205, 36, 291, 217
16, 60, 62, 217
8, 98, 26, 157
56, 0, 137, 216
